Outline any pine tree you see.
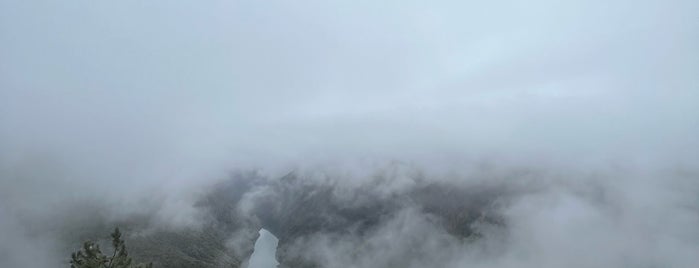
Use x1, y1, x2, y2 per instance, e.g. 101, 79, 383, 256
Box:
70, 228, 153, 268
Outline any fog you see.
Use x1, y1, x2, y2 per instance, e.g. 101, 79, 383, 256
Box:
1, 0, 698, 267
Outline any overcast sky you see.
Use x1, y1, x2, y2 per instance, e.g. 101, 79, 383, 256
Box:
1, 0, 698, 212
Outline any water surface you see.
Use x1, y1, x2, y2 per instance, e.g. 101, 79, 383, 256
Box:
247, 229, 279, 268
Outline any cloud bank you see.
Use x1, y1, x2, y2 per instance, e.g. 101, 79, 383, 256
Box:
1, 0, 698, 267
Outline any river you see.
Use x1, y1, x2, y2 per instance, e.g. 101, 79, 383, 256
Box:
247, 229, 279, 268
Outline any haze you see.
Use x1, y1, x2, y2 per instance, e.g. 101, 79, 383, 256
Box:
1, 0, 698, 267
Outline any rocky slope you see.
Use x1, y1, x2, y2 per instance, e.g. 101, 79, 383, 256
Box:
65, 168, 517, 267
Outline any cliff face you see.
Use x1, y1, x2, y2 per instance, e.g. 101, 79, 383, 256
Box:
65, 169, 513, 268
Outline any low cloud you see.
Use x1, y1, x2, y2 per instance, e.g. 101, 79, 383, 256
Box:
1, 0, 698, 267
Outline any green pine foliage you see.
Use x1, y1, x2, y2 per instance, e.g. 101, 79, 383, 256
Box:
70, 228, 153, 268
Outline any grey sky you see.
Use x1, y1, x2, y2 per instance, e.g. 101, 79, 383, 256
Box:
2, 0, 697, 175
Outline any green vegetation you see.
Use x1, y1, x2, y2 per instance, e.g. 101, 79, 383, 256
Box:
70, 228, 153, 268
